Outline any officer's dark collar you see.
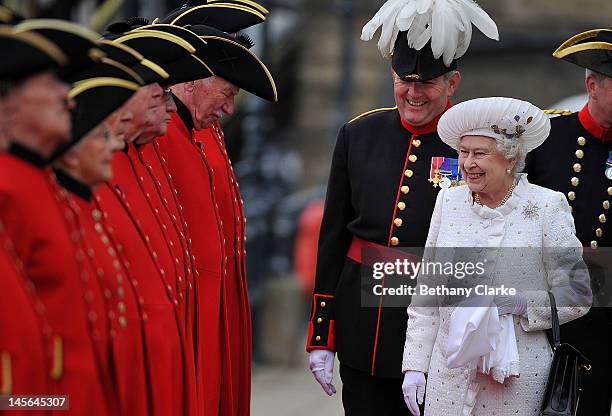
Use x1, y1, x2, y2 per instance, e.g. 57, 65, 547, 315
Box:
7, 142, 48, 168
173, 93, 194, 132
399, 100, 452, 136
53, 168, 93, 202
579, 104, 612, 141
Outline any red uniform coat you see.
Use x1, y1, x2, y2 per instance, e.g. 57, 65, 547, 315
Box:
55, 170, 149, 416
0, 222, 51, 416
0, 145, 116, 415
155, 98, 251, 416
101, 145, 197, 415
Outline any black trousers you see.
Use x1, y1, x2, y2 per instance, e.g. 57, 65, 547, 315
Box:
340, 364, 425, 416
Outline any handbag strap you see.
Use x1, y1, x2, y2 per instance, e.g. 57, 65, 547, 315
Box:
548, 291, 561, 348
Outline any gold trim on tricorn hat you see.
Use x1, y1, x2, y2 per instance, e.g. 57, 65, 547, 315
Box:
553, 29, 612, 77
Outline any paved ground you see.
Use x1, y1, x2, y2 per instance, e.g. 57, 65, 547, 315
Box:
251, 357, 343, 416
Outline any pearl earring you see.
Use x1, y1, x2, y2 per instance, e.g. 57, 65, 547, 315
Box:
506, 168, 512, 175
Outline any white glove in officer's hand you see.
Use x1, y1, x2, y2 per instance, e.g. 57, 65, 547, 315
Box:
402, 371, 426, 416
308, 349, 336, 396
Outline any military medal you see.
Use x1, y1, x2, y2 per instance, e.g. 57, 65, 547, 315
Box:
605, 151, 612, 180
428, 157, 444, 188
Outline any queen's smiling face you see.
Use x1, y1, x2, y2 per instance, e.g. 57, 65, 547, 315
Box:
458, 135, 515, 196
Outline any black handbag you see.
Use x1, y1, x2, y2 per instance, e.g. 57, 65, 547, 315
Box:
540, 292, 591, 416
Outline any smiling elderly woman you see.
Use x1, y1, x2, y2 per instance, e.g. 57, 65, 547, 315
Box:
401, 97, 592, 416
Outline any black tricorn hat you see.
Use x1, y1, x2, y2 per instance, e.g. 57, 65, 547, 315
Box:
134, 24, 214, 84
53, 75, 140, 160
392, 31, 457, 82
187, 25, 277, 101
0, 5, 24, 24
112, 29, 210, 86
553, 29, 612, 78
0, 27, 68, 80
96, 40, 169, 84
158, 2, 266, 33
12, 19, 105, 80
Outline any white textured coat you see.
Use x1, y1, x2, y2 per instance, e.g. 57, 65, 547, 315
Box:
402, 175, 590, 415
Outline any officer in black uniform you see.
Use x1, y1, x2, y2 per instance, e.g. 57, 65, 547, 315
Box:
525, 29, 612, 416
305, 0, 500, 410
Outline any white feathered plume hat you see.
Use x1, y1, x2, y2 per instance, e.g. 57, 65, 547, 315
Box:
361, 0, 499, 81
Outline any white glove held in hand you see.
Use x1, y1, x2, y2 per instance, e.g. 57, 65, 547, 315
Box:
402, 371, 426, 416
308, 349, 336, 396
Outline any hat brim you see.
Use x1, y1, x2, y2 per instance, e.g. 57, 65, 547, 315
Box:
161, 3, 265, 33
68, 58, 145, 84
113, 30, 195, 65
53, 77, 139, 159
188, 25, 277, 101
98, 40, 168, 84
553, 30, 612, 77
207, 0, 269, 15
0, 28, 66, 80
13, 19, 105, 79
134, 25, 213, 83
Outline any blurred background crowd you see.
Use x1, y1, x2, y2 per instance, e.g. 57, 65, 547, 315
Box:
3, 0, 611, 414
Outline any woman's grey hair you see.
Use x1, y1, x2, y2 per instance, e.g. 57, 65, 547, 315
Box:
495, 137, 526, 174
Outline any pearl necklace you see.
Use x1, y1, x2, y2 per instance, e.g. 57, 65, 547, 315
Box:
474, 180, 517, 209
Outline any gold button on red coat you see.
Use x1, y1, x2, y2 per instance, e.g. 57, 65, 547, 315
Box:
409, 154, 417, 163
398, 202, 406, 210
391, 237, 399, 246
401, 186, 409, 194
413, 139, 421, 148
394, 218, 403, 227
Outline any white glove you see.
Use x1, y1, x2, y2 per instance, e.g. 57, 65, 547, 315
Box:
308, 349, 336, 396
494, 293, 527, 316
402, 371, 426, 416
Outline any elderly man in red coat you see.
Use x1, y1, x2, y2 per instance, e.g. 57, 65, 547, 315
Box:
0, 21, 119, 415
146, 20, 277, 415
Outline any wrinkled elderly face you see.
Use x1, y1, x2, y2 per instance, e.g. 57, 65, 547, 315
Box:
458, 135, 515, 195
5, 71, 73, 148
191, 76, 239, 130
62, 122, 122, 188
393, 71, 460, 127
142, 87, 177, 141
121, 83, 164, 143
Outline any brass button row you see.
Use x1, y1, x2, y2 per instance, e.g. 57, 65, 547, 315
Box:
392, 142, 421, 247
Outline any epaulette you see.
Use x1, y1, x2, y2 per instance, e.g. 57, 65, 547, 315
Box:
349, 106, 397, 123
544, 108, 573, 116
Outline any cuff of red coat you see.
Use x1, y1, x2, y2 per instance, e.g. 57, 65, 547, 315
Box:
306, 294, 336, 352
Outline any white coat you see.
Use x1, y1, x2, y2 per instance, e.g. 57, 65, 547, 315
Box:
402, 175, 591, 415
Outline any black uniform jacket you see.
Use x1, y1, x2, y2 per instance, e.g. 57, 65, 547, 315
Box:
525, 105, 612, 415
307, 106, 457, 378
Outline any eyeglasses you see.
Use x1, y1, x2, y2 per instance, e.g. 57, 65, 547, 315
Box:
163, 87, 173, 101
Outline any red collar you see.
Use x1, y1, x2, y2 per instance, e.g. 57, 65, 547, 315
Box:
578, 104, 612, 141
399, 100, 452, 136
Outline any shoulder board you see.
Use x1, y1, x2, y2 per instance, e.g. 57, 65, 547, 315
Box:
349, 106, 397, 124
544, 108, 573, 116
